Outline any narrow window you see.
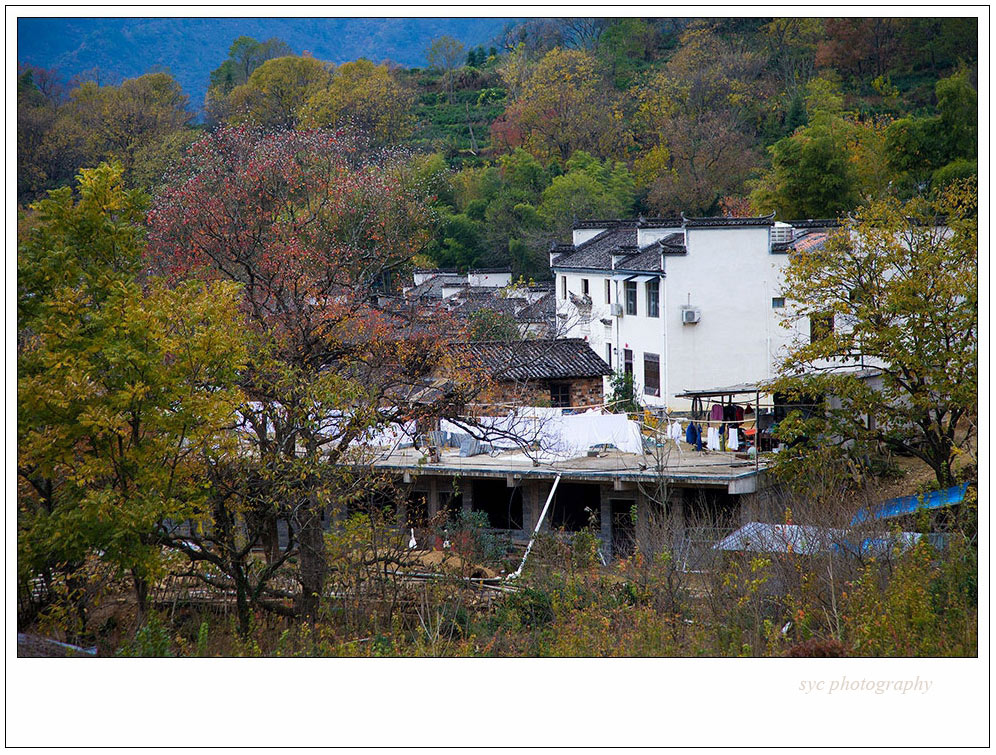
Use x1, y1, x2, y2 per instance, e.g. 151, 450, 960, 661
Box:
647, 279, 660, 318
625, 281, 637, 315
550, 383, 571, 408
605, 344, 612, 369
561, 275, 567, 299
810, 313, 834, 343
605, 279, 611, 304
771, 297, 785, 309
623, 348, 634, 376
643, 353, 660, 397
581, 278, 589, 296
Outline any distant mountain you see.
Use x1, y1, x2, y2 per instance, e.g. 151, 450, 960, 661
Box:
16, 17, 517, 110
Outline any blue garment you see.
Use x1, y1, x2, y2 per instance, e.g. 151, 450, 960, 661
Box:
685, 422, 696, 444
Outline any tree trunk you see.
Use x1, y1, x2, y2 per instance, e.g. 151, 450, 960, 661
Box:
295, 499, 327, 620
132, 569, 149, 619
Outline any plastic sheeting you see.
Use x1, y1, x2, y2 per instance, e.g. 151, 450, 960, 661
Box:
442, 409, 644, 460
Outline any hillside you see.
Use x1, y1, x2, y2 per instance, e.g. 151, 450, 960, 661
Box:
16, 17, 517, 109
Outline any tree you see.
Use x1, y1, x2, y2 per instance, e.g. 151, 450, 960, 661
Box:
771, 180, 977, 488
491, 47, 630, 162
17, 164, 247, 631
426, 35, 465, 103
223, 56, 333, 129
206, 36, 294, 122
146, 127, 472, 618
634, 26, 764, 214
885, 70, 978, 197
750, 78, 862, 219
298, 59, 415, 145
538, 151, 635, 236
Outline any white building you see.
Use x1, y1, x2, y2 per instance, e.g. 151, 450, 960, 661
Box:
550, 215, 838, 410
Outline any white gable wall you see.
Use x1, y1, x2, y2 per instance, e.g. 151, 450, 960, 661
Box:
554, 224, 817, 411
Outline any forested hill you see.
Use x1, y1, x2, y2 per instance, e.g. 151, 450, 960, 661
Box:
17, 17, 516, 107
17, 17, 978, 279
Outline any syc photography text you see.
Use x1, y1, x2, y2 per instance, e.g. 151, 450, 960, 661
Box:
799, 677, 933, 695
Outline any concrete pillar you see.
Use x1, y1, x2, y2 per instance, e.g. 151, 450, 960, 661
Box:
460, 479, 473, 514
521, 480, 542, 532
599, 485, 613, 561
427, 477, 440, 520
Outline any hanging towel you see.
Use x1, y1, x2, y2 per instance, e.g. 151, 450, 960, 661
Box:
728, 427, 739, 451
706, 426, 721, 451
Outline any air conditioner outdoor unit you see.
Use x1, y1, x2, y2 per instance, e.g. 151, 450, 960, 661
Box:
610, 303, 624, 316
681, 307, 701, 324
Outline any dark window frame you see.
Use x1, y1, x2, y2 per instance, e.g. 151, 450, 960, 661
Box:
647, 279, 660, 318
625, 281, 637, 316
549, 382, 571, 408
643, 352, 660, 397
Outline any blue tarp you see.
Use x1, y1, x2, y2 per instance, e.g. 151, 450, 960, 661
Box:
850, 482, 970, 526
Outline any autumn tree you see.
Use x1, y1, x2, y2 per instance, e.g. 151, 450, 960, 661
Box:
17, 164, 247, 631
146, 128, 472, 618
634, 26, 764, 214
298, 59, 416, 145
222, 55, 333, 129
491, 47, 630, 163
772, 180, 978, 488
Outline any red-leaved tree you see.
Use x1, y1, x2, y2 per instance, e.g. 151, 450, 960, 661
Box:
147, 127, 472, 620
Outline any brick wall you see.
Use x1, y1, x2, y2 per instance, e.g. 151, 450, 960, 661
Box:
486, 377, 604, 408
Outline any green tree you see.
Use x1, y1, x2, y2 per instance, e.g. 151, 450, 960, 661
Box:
538, 151, 635, 236
426, 35, 465, 103
771, 181, 977, 488
750, 78, 860, 219
17, 164, 247, 629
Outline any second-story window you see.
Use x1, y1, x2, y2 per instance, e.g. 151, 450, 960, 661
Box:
623, 348, 634, 375
561, 275, 567, 299
581, 278, 589, 296
625, 281, 637, 315
605, 279, 611, 304
647, 279, 660, 318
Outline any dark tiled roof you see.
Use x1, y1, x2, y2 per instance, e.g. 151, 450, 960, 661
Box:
637, 216, 683, 228
788, 219, 841, 229
682, 213, 776, 227
515, 292, 555, 323
574, 219, 624, 229
453, 338, 611, 381
553, 225, 639, 269
407, 274, 467, 299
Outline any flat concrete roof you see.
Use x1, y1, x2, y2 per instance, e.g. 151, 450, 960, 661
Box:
371, 442, 763, 494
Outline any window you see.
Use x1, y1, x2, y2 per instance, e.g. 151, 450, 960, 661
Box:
605, 344, 612, 369
647, 279, 660, 318
550, 383, 571, 408
625, 281, 637, 315
623, 348, 634, 376
771, 297, 786, 309
581, 278, 589, 296
605, 279, 611, 304
561, 275, 567, 299
643, 353, 660, 397
810, 313, 834, 343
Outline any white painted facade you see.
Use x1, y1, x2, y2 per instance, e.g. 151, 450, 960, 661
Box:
553, 220, 817, 411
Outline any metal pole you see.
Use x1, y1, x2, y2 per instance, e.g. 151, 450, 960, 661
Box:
508, 473, 563, 580
755, 389, 760, 474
